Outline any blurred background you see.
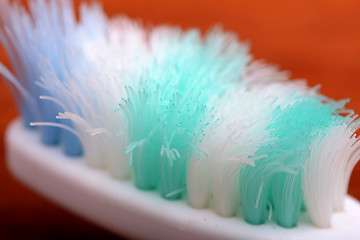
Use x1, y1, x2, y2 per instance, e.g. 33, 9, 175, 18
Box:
0, 0, 360, 239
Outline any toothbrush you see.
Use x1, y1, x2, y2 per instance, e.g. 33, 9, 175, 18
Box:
2, 0, 360, 239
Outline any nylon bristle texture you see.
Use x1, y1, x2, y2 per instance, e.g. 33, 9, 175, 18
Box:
1, 0, 360, 229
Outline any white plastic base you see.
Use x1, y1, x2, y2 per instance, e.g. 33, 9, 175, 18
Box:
5, 119, 360, 240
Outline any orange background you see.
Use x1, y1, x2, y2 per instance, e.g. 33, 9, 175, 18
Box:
1, 0, 360, 239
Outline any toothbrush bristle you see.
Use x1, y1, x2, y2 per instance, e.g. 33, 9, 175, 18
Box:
1, 0, 360, 230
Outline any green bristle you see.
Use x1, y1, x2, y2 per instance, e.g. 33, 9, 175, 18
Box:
150, 26, 250, 99
121, 83, 163, 190
158, 93, 210, 200
239, 97, 342, 228
120, 58, 214, 199
119, 28, 248, 199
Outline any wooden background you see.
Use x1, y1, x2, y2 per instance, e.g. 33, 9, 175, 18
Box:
1, 0, 360, 239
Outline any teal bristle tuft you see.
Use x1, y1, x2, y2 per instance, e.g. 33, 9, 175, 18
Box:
240, 97, 344, 227
121, 58, 217, 199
